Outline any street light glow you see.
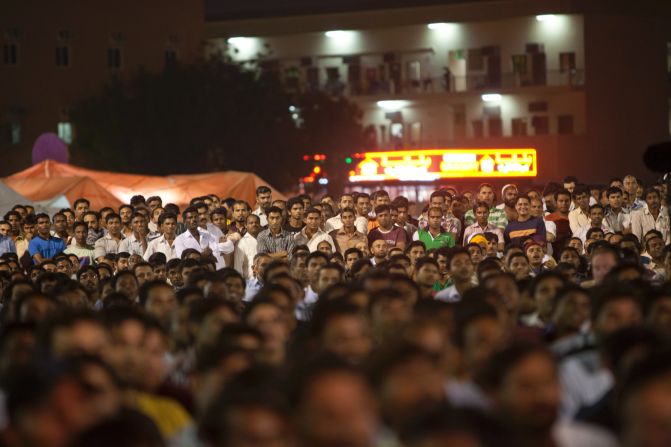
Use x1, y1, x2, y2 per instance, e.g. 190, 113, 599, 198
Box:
377, 100, 410, 111
481, 93, 502, 102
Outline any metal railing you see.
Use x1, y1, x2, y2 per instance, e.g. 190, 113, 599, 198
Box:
282, 69, 585, 97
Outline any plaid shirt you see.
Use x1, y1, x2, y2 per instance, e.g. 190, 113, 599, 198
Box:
257, 228, 295, 255
463, 206, 508, 230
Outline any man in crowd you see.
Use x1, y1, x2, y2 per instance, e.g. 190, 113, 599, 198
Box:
174, 206, 234, 269
295, 208, 335, 252
256, 206, 295, 260
464, 183, 508, 230
29, 213, 66, 264
329, 207, 367, 255
253, 186, 273, 227
368, 205, 407, 250
234, 214, 262, 279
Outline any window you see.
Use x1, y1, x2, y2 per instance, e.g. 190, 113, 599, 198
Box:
108, 47, 122, 69
56, 46, 70, 67
472, 120, 484, 138
511, 118, 528, 136
57, 122, 73, 144
557, 115, 574, 135
488, 117, 503, 137
531, 116, 549, 135
9, 123, 21, 145
3, 43, 19, 65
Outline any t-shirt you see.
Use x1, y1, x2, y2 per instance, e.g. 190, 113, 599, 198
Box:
28, 236, 66, 262
504, 217, 547, 246
546, 212, 572, 252
283, 222, 304, 234
367, 226, 407, 248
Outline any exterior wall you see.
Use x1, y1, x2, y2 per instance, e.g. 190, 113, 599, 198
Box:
0, 0, 205, 175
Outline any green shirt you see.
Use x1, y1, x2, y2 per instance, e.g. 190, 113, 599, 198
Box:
464, 206, 508, 230
416, 229, 455, 250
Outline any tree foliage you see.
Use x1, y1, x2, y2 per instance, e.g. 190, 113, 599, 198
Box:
70, 56, 365, 191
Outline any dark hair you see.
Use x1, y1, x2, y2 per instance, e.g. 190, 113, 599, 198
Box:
256, 186, 271, 196
105, 212, 121, 223
476, 343, 553, 392
415, 256, 439, 272
138, 279, 171, 307
265, 206, 283, 217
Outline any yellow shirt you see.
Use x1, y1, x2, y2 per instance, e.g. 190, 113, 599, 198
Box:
134, 392, 193, 440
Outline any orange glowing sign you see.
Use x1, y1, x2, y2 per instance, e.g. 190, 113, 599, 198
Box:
348, 148, 537, 182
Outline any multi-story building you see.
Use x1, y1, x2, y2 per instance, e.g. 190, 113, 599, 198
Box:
0, 0, 205, 175
206, 0, 671, 183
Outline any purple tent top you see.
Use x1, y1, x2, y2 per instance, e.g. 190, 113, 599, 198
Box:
32, 133, 69, 165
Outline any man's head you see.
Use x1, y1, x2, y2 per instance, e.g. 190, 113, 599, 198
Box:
477, 183, 495, 207
370, 239, 389, 261
563, 176, 577, 193
588, 204, 605, 227
413, 257, 439, 289
644, 187, 661, 212
232, 201, 250, 224
73, 198, 90, 220
316, 264, 345, 294
304, 208, 321, 232
355, 193, 371, 217
573, 185, 591, 211
447, 247, 474, 283
287, 197, 305, 223
35, 213, 51, 238
264, 206, 283, 233
245, 214, 261, 237
514, 195, 530, 220
375, 205, 392, 230
502, 185, 518, 208
256, 186, 273, 211
554, 189, 572, 214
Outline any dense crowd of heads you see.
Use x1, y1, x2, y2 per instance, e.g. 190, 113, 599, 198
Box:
0, 174, 669, 447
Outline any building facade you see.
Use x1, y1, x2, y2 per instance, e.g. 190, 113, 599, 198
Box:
0, 0, 205, 175
207, 0, 671, 183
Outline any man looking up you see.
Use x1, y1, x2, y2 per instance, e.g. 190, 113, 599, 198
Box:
28, 213, 66, 264
284, 197, 305, 234
630, 187, 670, 244
568, 185, 591, 234
230, 200, 250, 236
354, 193, 371, 234
368, 205, 407, 250
256, 206, 295, 260
94, 212, 124, 262
414, 206, 455, 250
545, 188, 572, 254
234, 214, 261, 279
504, 195, 547, 247
497, 184, 519, 222
253, 186, 273, 227
174, 206, 234, 269
144, 212, 178, 262
119, 212, 151, 256
603, 186, 630, 234
464, 183, 508, 230
295, 208, 335, 253
329, 207, 367, 255
64, 221, 95, 266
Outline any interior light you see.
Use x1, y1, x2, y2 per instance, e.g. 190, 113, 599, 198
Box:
377, 100, 410, 112
535, 15, 557, 22
481, 93, 502, 103
227, 37, 249, 45
325, 30, 350, 39
427, 23, 452, 30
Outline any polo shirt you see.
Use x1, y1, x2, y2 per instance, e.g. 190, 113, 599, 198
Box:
28, 235, 66, 261
413, 229, 455, 250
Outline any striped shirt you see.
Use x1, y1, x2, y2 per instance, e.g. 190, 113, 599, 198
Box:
94, 233, 125, 259
464, 207, 508, 230
257, 228, 295, 255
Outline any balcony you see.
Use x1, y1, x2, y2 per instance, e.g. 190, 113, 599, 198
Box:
282, 69, 585, 98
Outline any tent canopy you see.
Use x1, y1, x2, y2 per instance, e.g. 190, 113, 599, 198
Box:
4, 160, 286, 210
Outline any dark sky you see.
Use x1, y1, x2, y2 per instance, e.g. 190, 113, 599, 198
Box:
204, 0, 490, 20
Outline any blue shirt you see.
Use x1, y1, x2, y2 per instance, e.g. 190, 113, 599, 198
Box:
28, 235, 66, 262
0, 235, 16, 256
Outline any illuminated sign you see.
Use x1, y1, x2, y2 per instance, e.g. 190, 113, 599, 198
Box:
348, 148, 537, 182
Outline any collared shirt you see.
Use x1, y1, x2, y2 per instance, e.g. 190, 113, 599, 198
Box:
253, 207, 268, 227
94, 233, 125, 259
119, 233, 149, 256
603, 208, 630, 233
256, 228, 295, 256
574, 223, 610, 243
462, 222, 504, 245
329, 228, 367, 255
0, 235, 16, 256
294, 227, 335, 252
206, 223, 225, 240
28, 235, 66, 261
175, 228, 234, 269
64, 244, 95, 266
234, 232, 258, 279
630, 206, 670, 244
244, 278, 263, 302
143, 235, 178, 262
413, 228, 455, 250
568, 208, 589, 235
464, 206, 508, 230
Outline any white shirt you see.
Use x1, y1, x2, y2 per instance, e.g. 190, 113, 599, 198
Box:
325, 214, 369, 235
206, 222, 225, 240
253, 207, 267, 227
294, 228, 335, 252
143, 235, 177, 262
174, 227, 234, 269
568, 208, 589, 235
234, 232, 257, 279
574, 223, 610, 243
435, 285, 461, 302
630, 205, 670, 244
119, 233, 148, 256
244, 278, 262, 302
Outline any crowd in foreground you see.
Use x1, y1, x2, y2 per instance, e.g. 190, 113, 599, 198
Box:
0, 173, 670, 447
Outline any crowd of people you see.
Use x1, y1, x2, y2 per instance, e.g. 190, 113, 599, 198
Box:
0, 173, 670, 447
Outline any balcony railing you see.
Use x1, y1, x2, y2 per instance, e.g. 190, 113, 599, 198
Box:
283, 69, 585, 97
